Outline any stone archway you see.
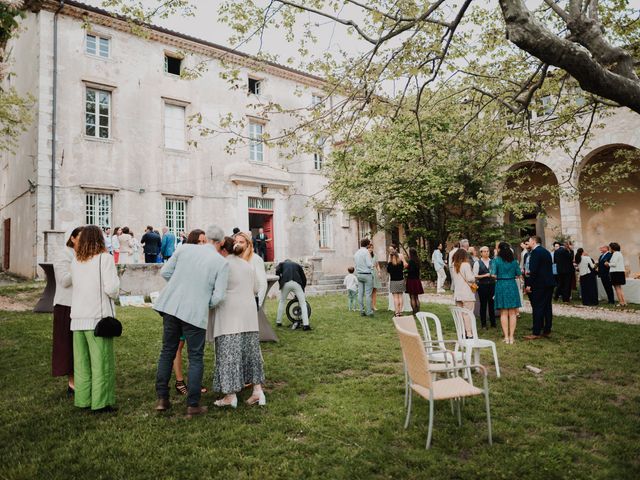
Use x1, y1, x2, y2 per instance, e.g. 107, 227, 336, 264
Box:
504, 162, 562, 245
579, 144, 640, 272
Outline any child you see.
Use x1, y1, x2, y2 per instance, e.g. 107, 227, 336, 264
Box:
343, 267, 358, 311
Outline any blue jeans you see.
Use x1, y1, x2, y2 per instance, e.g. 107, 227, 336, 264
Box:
356, 273, 373, 315
347, 289, 357, 310
155, 313, 206, 407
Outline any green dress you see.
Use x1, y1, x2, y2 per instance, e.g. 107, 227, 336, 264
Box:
372, 254, 383, 289
490, 257, 522, 309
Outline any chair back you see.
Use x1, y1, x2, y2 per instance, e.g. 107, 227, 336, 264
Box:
393, 315, 419, 335
394, 323, 432, 389
415, 312, 446, 353
450, 306, 479, 339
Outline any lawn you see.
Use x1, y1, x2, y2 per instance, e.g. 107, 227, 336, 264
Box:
1, 291, 639, 479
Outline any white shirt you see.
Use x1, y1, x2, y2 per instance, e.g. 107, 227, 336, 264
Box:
608, 251, 625, 273
354, 247, 373, 274
343, 273, 358, 291
448, 247, 458, 269
53, 246, 74, 307
578, 255, 595, 276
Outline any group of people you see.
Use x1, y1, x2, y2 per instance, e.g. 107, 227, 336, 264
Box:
51, 223, 269, 415
103, 225, 179, 264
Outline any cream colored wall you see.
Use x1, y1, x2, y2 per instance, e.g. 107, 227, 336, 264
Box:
0, 13, 41, 277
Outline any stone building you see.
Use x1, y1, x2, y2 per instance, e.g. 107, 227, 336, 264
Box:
1, 1, 638, 279
1, 0, 380, 279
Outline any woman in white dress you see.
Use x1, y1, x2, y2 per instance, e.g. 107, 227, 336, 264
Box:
118, 227, 133, 264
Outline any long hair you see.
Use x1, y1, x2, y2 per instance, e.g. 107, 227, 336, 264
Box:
234, 231, 254, 260
575, 247, 584, 265
186, 229, 205, 244
452, 248, 468, 273
75, 225, 106, 262
389, 251, 400, 266
66, 226, 83, 248
497, 242, 515, 263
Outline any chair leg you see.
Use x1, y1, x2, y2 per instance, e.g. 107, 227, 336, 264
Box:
404, 364, 409, 408
484, 389, 493, 445
491, 344, 501, 378
456, 398, 462, 427
465, 349, 474, 387
474, 348, 480, 367
426, 398, 435, 449
404, 389, 412, 429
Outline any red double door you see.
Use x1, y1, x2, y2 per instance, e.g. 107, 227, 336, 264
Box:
248, 210, 274, 262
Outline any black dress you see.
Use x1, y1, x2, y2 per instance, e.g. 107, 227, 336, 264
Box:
579, 258, 599, 306
405, 260, 424, 295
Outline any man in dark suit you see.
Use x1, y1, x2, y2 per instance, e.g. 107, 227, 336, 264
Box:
275, 259, 310, 331
253, 227, 269, 260
524, 236, 555, 340
553, 242, 573, 302
141, 225, 162, 263
597, 244, 614, 304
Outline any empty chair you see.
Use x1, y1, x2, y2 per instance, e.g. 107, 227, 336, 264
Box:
415, 311, 465, 368
394, 319, 493, 448
450, 306, 501, 378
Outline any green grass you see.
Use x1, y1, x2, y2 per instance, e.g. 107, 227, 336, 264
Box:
1, 294, 639, 479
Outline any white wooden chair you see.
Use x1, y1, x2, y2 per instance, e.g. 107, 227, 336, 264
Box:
394, 320, 493, 448
450, 306, 501, 378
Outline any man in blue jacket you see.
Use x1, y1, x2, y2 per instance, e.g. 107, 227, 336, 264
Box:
524, 235, 555, 340
597, 244, 614, 304
160, 227, 176, 261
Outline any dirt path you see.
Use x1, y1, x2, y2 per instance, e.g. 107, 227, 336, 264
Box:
419, 293, 640, 325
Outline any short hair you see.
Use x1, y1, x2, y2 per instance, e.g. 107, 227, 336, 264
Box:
206, 224, 224, 242
146, 225, 153, 231
609, 242, 621, 252
67, 227, 83, 248
529, 235, 542, 245
459, 239, 469, 249
553, 241, 561, 247
360, 238, 371, 248
480, 246, 489, 253
348, 266, 354, 273
122, 226, 130, 235
186, 229, 205, 244
221, 236, 235, 254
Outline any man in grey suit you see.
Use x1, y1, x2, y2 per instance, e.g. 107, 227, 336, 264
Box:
154, 224, 229, 417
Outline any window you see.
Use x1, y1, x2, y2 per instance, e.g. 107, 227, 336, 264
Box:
314, 137, 326, 170
249, 121, 264, 162
318, 210, 333, 249
86, 33, 110, 58
312, 94, 322, 106
164, 103, 186, 150
85, 193, 112, 228
164, 54, 182, 75
358, 219, 371, 239
85, 88, 110, 138
248, 197, 274, 210
248, 77, 262, 95
165, 198, 186, 237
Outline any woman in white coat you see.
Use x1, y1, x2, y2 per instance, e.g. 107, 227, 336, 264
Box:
118, 226, 134, 264
52, 227, 83, 395
234, 232, 267, 308
451, 248, 476, 337
70, 225, 120, 412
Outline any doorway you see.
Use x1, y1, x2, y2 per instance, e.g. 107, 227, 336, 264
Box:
249, 210, 274, 262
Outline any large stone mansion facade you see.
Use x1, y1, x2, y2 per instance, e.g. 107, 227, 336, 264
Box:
1, 0, 639, 279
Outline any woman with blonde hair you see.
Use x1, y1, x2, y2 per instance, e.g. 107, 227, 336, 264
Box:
451, 248, 476, 337
70, 225, 120, 412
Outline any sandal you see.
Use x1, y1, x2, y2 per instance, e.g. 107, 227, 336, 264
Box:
175, 380, 188, 396
200, 387, 208, 394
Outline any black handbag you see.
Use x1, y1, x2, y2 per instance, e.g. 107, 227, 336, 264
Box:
94, 254, 123, 338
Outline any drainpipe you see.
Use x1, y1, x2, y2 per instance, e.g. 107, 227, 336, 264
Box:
51, 0, 65, 230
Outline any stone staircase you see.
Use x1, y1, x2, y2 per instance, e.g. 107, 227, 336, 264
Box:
306, 273, 389, 296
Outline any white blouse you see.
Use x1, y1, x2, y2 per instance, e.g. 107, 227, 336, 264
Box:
608, 251, 625, 273
451, 262, 476, 302
578, 256, 595, 277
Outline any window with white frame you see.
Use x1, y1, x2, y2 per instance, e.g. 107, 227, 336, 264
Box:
318, 210, 333, 249
312, 94, 322, 106
358, 219, 371, 239
165, 198, 186, 237
164, 54, 182, 75
86, 33, 110, 58
164, 103, 186, 150
85, 88, 111, 139
314, 136, 326, 170
85, 192, 112, 228
249, 121, 264, 162
248, 77, 262, 95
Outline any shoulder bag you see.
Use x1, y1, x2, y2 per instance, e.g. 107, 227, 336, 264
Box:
94, 254, 123, 338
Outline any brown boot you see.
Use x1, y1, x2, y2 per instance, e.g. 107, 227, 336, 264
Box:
155, 398, 171, 411
186, 405, 208, 418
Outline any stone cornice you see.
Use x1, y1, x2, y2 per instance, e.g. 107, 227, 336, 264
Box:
41, 0, 325, 89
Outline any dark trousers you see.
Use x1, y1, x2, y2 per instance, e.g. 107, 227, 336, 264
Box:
531, 286, 553, 335
155, 313, 206, 407
145, 253, 158, 263
478, 283, 496, 327
600, 274, 615, 304
555, 273, 572, 302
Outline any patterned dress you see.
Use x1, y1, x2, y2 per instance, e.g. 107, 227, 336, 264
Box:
490, 256, 522, 309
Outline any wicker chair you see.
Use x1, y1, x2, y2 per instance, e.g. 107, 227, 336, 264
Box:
393, 319, 493, 449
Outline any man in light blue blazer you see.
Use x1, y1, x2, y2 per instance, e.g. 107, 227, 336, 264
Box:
154, 224, 229, 417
